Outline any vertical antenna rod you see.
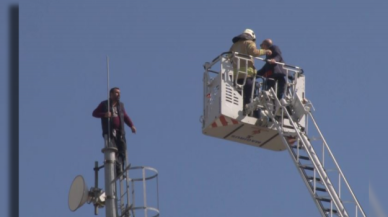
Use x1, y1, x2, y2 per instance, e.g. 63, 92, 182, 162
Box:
107, 56, 110, 146
102, 55, 117, 217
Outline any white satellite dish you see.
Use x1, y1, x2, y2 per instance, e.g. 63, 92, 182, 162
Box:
68, 175, 90, 212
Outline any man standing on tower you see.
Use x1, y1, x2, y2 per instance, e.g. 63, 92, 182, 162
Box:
92, 87, 137, 175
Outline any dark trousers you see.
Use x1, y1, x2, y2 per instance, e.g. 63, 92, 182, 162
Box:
105, 130, 127, 173
265, 75, 286, 99
237, 77, 254, 106
237, 77, 260, 118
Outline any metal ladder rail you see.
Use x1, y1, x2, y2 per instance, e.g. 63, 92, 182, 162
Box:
123, 152, 133, 217
260, 90, 336, 217
234, 54, 249, 90
113, 157, 132, 217
262, 89, 348, 217
115, 168, 132, 217
278, 87, 367, 216
114, 172, 120, 217
119, 173, 125, 216
117, 178, 132, 217
285, 127, 339, 216
232, 54, 250, 114
291, 144, 335, 216
114, 170, 124, 217
306, 113, 366, 217
287, 92, 365, 216
298, 132, 347, 217
273, 88, 349, 216
119, 158, 133, 217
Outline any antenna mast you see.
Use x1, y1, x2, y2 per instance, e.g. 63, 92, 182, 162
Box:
69, 56, 160, 217
102, 55, 118, 217
107, 56, 110, 145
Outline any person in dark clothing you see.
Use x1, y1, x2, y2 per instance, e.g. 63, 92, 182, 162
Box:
92, 87, 137, 175
257, 39, 287, 99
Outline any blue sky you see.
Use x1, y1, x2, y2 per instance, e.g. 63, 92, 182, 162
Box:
1, 0, 388, 216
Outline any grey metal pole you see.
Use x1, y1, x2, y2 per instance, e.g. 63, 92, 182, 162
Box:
103, 55, 117, 217
107, 56, 111, 147
102, 135, 117, 217
94, 161, 99, 215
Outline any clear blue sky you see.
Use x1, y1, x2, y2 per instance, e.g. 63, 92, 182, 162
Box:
1, 1, 387, 216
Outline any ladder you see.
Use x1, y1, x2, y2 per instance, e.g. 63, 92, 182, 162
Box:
114, 153, 133, 217
111, 150, 160, 217
259, 87, 366, 217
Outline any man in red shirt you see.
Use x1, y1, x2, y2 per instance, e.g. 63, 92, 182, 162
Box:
93, 87, 137, 175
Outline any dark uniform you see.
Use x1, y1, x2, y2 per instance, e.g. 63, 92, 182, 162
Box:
257, 44, 287, 99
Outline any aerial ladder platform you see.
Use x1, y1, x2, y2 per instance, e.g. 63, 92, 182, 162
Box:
201, 52, 366, 217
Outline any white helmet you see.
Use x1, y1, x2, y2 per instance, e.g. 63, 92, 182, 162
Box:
243, 29, 256, 40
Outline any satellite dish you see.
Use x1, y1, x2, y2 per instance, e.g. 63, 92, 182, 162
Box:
68, 175, 90, 212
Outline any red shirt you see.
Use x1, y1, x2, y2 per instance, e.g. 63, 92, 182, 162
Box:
92, 101, 134, 130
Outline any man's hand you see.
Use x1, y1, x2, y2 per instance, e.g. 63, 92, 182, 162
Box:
105, 112, 112, 118
266, 50, 272, 56
131, 126, 137, 134
267, 59, 276, 64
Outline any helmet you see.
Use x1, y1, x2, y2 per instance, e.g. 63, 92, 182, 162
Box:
243, 29, 256, 40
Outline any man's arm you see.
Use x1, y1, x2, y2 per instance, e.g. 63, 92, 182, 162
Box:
92, 102, 106, 118
247, 41, 267, 57
124, 113, 134, 128
122, 106, 136, 133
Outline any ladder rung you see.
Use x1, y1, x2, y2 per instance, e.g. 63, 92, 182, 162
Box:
300, 165, 314, 171
317, 196, 331, 203
324, 209, 338, 214
315, 187, 327, 192
292, 145, 305, 150
299, 155, 309, 160
307, 177, 322, 182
